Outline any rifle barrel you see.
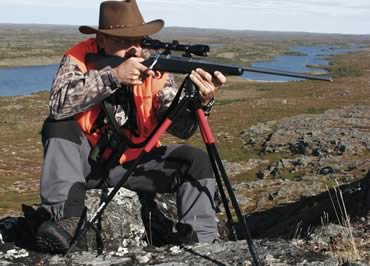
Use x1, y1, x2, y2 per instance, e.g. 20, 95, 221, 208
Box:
145, 55, 332, 82
242, 66, 333, 82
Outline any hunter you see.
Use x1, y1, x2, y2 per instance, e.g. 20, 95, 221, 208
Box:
35, 0, 226, 253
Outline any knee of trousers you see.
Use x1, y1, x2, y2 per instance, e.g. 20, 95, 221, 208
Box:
40, 118, 91, 218
40, 181, 86, 219
170, 145, 213, 181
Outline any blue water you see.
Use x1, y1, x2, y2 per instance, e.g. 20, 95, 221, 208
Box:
0, 64, 58, 96
242, 44, 364, 81
0, 44, 365, 96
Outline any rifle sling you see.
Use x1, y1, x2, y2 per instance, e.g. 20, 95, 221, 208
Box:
88, 98, 148, 167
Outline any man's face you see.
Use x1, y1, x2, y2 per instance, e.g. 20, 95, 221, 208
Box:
97, 34, 144, 58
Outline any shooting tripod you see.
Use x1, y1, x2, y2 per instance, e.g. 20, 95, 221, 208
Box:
65, 76, 261, 265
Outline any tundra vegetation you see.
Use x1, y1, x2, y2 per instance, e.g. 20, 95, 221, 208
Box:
0, 24, 370, 263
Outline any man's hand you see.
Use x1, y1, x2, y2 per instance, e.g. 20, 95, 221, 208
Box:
112, 57, 155, 86
189, 68, 226, 106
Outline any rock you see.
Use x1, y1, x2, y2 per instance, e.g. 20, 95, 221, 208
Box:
256, 170, 265, 180
0, 172, 369, 265
240, 120, 277, 146
319, 166, 335, 175
222, 159, 269, 177
237, 173, 370, 241
85, 188, 145, 250
136, 253, 152, 264
335, 144, 346, 154
0, 238, 339, 265
85, 188, 180, 250
240, 105, 370, 157
312, 148, 323, 157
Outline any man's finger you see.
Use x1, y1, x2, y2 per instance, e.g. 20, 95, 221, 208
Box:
191, 70, 210, 87
190, 71, 208, 89
136, 63, 153, 74
141, 68, 156, 77
131, 79, 143, 85
130, 57, 145, 63
214, 71, 226, 84
195, 68, 213, 82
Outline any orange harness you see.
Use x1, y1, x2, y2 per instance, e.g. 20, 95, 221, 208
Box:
66, 38, 168, 163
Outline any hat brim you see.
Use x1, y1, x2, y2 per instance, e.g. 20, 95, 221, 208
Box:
79, 19, 164, 37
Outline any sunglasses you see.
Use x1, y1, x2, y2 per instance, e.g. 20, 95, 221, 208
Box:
107, 36, 145, 47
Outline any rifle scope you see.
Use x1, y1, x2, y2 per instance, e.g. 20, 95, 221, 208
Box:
141, 38, 210, 57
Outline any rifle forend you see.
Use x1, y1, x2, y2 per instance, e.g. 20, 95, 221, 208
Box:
85, 53, 333, 82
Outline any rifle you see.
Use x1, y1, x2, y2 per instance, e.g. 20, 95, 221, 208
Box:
86, 38, 333, 82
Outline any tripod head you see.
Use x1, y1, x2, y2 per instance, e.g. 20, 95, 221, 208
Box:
141, 38, 210, 57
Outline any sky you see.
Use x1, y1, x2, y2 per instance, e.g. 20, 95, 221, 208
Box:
1, 0, 369, 35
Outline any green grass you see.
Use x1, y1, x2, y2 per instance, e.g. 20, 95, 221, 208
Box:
319, 178, 338, 190
332, 66, 362, 78
0, 192, 39, 210
304, 107, 328, 114
215, 98, 247, 106
282, 51, 307, 56
256, 87, 273, 92
278, 169, 307, 181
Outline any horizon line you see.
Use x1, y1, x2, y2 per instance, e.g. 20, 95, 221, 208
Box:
1, 22, 370, 36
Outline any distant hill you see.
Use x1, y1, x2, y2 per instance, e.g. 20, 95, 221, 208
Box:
158, 27, 370, 42
0, 23, 369, 67
1, 23, 370, 42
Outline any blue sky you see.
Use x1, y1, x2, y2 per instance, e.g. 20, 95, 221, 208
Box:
1, 0, 369, 34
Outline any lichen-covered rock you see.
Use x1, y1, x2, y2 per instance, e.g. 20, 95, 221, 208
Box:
85, 188, 145, 250
0, 238, 340, 265
240, 105, 370, 157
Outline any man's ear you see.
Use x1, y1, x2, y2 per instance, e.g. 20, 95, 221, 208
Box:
96, 33, 104, 48
96, 34, 106, 55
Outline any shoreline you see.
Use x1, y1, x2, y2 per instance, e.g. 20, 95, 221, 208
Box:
0, 44, 357, 97
0, 44, 370, 97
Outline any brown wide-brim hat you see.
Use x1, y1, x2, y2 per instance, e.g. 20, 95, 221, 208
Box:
79, 0, 164, 37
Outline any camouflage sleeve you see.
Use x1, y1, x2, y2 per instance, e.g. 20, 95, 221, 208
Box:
153, 73, 198, 139
49, 55, 121, 120
153, 73, 179, 117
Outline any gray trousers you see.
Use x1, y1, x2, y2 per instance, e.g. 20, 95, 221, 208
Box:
40, 118, 217, 242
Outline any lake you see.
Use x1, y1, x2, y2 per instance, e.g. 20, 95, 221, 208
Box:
0, 64, 58, 96
0, 44, 365, 96
243, 44, 363, 81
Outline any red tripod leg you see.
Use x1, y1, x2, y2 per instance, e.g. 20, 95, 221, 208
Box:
195, 107, 260, 266
196, 109, 215, 144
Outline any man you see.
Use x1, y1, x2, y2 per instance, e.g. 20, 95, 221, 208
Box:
35, 0, 226, 253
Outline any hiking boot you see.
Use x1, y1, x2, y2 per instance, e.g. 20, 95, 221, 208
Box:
142, 208, 199, 246
172, 221, 199, 245
35, 217, 84, 254
139, 193, 198, 246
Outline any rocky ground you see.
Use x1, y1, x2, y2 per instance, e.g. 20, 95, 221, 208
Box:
0, 186, 368, 266
1, 103, 370, 265
237, 105, 370, 211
